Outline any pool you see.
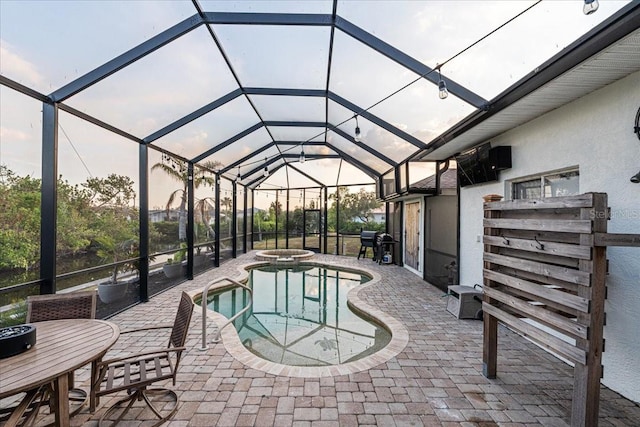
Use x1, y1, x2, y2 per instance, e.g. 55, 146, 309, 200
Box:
203, 264, 392, 367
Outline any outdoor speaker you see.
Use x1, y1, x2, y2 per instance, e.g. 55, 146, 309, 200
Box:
488, 146, 512, 171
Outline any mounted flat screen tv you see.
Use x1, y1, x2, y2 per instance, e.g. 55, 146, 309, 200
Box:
456, 143, 499, 187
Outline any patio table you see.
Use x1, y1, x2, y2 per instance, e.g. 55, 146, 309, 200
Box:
0, 319, 119, 427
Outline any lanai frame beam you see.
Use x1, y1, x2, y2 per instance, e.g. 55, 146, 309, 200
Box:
189, 118, 396, 170
50, 14, 205, 102
244, 156, 341, 189
47, 10, 484, 150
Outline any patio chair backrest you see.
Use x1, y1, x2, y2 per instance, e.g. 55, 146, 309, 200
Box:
169, 291, 194, 350
26, 290, 97, 322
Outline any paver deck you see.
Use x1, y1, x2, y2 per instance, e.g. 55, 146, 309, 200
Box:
69, 252, 639, 426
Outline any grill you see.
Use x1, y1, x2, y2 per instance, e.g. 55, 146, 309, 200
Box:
358, 231, 379, 259
375, 233, 393, 246
375, 233, 394, 264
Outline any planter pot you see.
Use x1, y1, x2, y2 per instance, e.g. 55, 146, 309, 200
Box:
162, 263, 184, 279
194, 254, 208, 267
98, 281, 129, 304
0, 325, 36, 359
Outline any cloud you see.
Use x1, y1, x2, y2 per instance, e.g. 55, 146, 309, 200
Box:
0, 40, 44, 88
0, 126, 30, 142
363, 127, 415, 160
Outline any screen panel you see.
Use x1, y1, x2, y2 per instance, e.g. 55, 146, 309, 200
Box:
212, 25, 330, 89
153, 96, 259, 160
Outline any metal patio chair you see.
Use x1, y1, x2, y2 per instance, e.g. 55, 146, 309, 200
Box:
26, 289, 98, 401
26, 290, 97, 323
0, 291, 98, 425
91, 291, 194, 427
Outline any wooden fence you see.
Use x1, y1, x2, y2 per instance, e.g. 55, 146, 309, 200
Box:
482, 193, 639, 426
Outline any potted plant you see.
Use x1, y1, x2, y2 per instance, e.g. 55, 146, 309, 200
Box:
193, 246, 208, 267
96, 236, 138, 304
163, 243, 186, 279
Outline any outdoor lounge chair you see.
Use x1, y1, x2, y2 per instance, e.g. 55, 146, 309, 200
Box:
90, 291, 194, 427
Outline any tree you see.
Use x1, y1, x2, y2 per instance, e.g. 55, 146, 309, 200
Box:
56, 177, 93, 257
220, 196, 233, 238
94, 214, 139, 283
0, 165, 140, 273
268, 200, 283, 219
342, 188, 380, 224
151, 158, 221, 241
88, 175, 139, 282
194, 197, 216, 242
328, 187, 382, 233
0, 166, 41, 270
82, 174, 136, 209
287, 207, 303, 236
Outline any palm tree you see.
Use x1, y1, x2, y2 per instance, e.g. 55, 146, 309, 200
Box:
151, 158, 221, 241
194, 196, 216, 241
220, 196, 233, 238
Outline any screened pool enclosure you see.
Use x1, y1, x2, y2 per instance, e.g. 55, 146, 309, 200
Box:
1, 0, 631, 322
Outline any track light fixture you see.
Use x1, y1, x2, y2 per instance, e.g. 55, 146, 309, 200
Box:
583, 0, 599, 15
354, 116, 361, 142
437, 67, 448, 100
263, 157, 269, 177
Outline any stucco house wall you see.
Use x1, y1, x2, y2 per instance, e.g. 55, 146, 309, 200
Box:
459, 70, 640, 402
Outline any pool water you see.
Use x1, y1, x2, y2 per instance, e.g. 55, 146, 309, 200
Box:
205, 265, 391, 366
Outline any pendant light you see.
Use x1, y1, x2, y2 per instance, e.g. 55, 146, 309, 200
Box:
263, 157, 269, 177
354, 116, 361, 142
583, 0, 599, 15
438, 67, 448, 100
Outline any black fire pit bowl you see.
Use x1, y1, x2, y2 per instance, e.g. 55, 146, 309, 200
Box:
0, 324, 36, 359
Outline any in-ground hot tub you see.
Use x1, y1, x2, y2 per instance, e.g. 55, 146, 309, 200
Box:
255, 249, 314, 264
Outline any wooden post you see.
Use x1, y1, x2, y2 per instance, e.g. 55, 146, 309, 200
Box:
572, 193, 607, 427
482, 204, 500, 379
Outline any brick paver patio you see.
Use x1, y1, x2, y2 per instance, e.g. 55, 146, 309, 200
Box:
71, 252, 639, 426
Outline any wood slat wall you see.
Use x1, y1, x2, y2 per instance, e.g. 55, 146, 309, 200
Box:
482, 192, 607, 427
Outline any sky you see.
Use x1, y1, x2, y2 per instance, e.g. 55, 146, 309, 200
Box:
0, 0, 630, 209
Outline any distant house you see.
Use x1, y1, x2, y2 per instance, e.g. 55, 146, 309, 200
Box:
149, 209, 179, 223
246, 207, 265, 217
352, 207, 385, 224
369, 207, 385, 223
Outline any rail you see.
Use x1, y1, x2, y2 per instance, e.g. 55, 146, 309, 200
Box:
199, 276, 253, 351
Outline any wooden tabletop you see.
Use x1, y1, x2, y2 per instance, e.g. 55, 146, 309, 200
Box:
0, 319, 120, 398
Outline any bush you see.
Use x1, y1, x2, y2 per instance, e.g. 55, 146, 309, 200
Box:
151, 221, 179, 246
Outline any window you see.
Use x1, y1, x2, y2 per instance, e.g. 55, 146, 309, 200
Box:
382, 170, 396, 198
398, 163, 408, 193
512, 169, 579, 200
